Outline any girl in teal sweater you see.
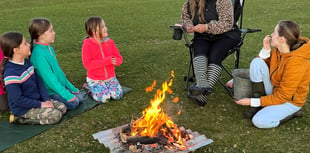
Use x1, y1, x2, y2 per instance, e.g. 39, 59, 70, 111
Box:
29, 18, 87, 109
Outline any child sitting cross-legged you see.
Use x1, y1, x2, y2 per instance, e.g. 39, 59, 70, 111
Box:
0, 32, 66, 124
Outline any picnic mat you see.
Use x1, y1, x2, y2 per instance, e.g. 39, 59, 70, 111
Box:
0, 86, 132, 152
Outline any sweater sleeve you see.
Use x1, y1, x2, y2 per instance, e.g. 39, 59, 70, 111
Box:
258, 48, 271, 59
110, 40, 123, 66
31, 53, 76, 102
180, 0, 194, 28
5, 83, 41, 109
206, 0, 234, 34
260, 59, 306, 106
64, 79, 79, 94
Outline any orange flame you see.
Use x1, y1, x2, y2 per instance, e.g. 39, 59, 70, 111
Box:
145, 80, 156, 92
131, 71, 185, 147
177, 111, 181, 115
173, 97, 179, 103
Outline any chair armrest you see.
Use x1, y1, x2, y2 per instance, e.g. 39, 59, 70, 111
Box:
240, 28, 262, 34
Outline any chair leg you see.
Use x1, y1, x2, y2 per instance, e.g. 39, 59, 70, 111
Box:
185, 56, 193, 90
218, 79, 233, 97
216, 64, 234, 96
234, 48, 240, 69
221, 64, 233, 78
184, 46, 195, 90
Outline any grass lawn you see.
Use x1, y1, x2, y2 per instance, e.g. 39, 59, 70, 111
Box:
1, 0, 310, 152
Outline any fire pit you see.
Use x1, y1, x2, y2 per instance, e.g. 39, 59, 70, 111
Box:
93, 71, 213, 152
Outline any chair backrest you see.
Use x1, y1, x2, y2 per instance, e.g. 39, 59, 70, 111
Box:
231, 0, 244, 29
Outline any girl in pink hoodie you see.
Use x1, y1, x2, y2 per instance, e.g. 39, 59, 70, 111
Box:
82, 16, 123, 103
0, 37, 9, 112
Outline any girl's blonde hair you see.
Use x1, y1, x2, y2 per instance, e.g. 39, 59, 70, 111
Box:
85, 16, 104, 38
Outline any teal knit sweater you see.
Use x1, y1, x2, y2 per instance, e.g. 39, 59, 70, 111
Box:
30, 42, 78, 102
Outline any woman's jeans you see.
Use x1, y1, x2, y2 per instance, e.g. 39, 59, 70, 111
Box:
249, 57, 301, 128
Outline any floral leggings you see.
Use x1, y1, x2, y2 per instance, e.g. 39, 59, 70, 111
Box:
86, 77, 123, 103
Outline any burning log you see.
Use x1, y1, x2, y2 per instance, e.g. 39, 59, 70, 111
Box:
121, 132, 160, 144
162, 123, 178, 142
127, 136, 161, 144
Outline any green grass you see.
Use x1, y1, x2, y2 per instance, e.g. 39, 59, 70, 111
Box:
1, 0, 310, 152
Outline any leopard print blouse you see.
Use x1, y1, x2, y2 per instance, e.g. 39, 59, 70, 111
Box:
180, 0, 234, 35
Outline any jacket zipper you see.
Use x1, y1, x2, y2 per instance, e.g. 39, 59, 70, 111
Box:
99, 44, 108, 80
270, 55, 281, 79
48, 45, 53, 56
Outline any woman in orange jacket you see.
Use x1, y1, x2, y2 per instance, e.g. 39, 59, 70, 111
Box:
235, 20, 310, 128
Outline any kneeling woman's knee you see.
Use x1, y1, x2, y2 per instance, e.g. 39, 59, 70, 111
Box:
252, 115, 279, 129
250, 57, 265, 68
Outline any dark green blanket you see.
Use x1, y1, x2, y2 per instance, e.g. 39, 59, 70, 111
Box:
0, 86, 132, 152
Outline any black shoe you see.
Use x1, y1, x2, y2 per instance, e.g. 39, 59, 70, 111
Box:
252, 82, 266, 98
244, 107, 262, 119
189, 85, 212, 96
280, 110, 303, 125
187, 94, 207, 107
293, 109, 303, 117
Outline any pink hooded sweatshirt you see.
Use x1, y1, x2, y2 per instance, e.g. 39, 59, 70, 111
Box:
0, 41, 5, 95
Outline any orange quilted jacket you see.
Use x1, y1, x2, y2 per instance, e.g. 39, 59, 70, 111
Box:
260, 37, 310, 107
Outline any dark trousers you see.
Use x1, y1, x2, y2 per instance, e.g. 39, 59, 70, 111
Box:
192, 35, 240, 65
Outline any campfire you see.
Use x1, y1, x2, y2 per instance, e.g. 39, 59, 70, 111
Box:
120, 71, 189, 152
93, 71, 213, 152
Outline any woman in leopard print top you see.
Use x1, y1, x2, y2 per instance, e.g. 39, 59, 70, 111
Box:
179, 0, 241, 106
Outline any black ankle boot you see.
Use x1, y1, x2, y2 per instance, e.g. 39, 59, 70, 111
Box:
244, 107, 262, 119
244, 82, 266, 119
252, 82, 266, 98
280, 110, 303, 125
189, 85, 212, 96
187, 94, 207, 106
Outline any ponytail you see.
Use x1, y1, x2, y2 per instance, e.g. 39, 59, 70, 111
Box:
30, 39, 34, 52
0, 57, 9, 87
291, 39, 306, 51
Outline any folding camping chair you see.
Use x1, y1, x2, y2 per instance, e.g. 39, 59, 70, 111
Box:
171, 0, 261, 97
